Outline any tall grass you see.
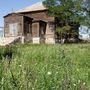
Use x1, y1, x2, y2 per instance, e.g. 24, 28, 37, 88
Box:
0, 44, 90, 90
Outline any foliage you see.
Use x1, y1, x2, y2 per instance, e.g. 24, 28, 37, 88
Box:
43, 0, 86, 23
43, 0, 90, 38
81, 0, 90, 26
0, 44, 90, 90
0, 45, 17, 60
56, 25, 71, 33
0, 48, 3, 60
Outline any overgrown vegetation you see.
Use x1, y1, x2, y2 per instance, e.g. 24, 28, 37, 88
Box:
0, 45, 17, 60
0, 44, 90, 90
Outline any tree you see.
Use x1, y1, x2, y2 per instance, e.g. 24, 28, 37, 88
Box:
81, 0, 90, 27
43, 0, 89, 43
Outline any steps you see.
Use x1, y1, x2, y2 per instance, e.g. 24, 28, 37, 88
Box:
0, 37, 21, 46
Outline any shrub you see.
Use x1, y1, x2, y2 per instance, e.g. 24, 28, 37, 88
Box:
4, 45, 17, 59
0, 48, 3, 60
0, 45, 17, 60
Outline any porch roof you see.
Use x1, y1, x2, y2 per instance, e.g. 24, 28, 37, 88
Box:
32, 19, 47, 23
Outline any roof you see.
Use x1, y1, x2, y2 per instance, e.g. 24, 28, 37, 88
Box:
15, 2, 47, 13
33, 19, 47, 23
4, 13, 28, 18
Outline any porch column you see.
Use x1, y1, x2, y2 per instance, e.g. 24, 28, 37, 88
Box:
45, 22, 55, 44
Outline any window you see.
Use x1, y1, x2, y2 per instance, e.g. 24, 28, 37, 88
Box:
9, 23, 18, 36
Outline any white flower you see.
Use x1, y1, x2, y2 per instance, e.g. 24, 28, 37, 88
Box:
47, 71, 52, 75
56, 72, 58, 74
32, 88, 34, 90
77, 69, 79, 72
19, 65, 22, 67
73, 84, 76, 86
83, 82, 86, 85
78, 80, 81, 83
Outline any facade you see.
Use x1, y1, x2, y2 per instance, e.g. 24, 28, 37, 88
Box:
4, 2, 55, 44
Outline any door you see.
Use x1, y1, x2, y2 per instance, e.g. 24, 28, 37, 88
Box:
9, 23, 18, 36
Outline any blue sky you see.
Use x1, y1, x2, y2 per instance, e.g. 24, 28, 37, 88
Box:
0, 0, 42, 27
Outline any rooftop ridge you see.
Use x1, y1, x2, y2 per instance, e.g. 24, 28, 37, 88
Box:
15, 2, 47, 13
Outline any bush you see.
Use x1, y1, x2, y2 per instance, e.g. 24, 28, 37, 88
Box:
0, 45, 17, 60
0, 48, 3, 60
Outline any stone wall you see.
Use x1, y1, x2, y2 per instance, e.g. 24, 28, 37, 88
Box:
4, 13, 23, 37
45, 22, 55, 44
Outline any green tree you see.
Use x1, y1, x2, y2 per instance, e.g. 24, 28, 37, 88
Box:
43, 0, 89, 42
82, 0, 90, 26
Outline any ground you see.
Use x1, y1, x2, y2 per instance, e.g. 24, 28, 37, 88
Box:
0, 43, 90, 90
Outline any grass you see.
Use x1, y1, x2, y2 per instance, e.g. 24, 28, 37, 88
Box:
0, 43, 90, 90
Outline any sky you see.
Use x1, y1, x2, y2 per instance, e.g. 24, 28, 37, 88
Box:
0, 0, 42, 27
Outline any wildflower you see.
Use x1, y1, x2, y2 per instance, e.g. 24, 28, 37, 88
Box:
78, 80, 81, 83
83, 82, 86, 85
47, 71, 52, 75
32, 87, 34, 90
77, 68, 79, 72
56, 72, 58, 74
19, 65, 22, 67
73, 83, 76, 86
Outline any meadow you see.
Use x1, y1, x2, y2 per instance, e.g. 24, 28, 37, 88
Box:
0, 43, 90, 90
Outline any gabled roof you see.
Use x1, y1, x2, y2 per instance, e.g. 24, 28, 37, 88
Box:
15, 2, 47, 13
